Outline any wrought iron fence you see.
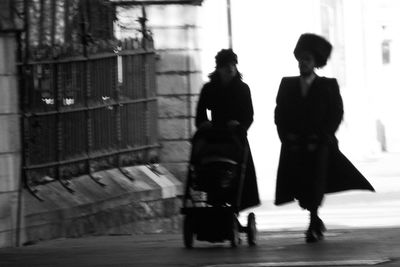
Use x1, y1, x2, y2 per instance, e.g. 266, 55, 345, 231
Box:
19, 39, 159, 196
15, 0, 159, 198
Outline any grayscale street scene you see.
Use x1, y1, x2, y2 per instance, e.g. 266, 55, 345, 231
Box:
1, 0, 399, 266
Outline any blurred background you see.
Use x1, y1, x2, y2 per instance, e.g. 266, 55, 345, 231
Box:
197, 0, 400, 230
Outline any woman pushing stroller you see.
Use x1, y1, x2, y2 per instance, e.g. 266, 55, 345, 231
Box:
180, 49, 260, 248
195, 49, 260, 212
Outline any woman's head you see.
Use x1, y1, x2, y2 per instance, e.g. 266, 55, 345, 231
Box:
213, 49, 239, 84
215, 49, 238, 68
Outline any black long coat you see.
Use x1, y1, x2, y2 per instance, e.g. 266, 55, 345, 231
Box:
195, 75, 260, 211
274, 76, 374, 208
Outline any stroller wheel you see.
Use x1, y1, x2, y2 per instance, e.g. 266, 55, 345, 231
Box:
247, 212, 257, 246
230, 215, 240, 248
183, 215, 194, 248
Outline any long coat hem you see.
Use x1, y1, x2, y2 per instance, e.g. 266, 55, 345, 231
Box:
274, 147, 375, 206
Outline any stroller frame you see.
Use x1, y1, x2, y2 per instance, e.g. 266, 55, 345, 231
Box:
181, 126, 257, 248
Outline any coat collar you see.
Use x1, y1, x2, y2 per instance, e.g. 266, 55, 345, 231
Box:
299, 74, 318, 97
300, 72, 317, 86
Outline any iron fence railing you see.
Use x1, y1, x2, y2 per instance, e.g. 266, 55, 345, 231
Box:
19, 40, 159, 197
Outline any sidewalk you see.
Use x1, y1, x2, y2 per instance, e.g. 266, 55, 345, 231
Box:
0, 227, 399, 267
1, 153, 399, 267
241, 152, 400, 232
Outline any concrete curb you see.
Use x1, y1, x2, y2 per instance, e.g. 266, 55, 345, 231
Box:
18, 164, 183, 246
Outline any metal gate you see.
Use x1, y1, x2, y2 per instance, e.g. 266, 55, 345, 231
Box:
17, 0, 159, 198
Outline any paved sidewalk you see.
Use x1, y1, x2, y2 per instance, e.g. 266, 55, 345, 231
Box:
1, 153, 399, 267
244, 152, 400, 231
0, 227, 399, 267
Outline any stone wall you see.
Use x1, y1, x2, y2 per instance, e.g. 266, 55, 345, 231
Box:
0, 0, 22, 247
0, 32, 21, 247
116, 4, 204, 181
0, 1, 205, 248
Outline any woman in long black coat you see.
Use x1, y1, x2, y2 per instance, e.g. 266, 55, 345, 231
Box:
275, 33, 374, 243
195, 49, 260, 211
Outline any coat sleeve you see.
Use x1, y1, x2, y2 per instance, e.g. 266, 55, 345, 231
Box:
238, 84, 254, 131
195, 84, 210, 128
274, 78, 289, 142
321, 78, 344, 140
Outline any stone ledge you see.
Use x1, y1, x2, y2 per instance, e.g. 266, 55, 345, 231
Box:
160, 162, 188, 182
20, 164, 183, 245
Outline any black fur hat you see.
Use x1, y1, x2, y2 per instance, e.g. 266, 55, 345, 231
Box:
215, 49, 238, 68
293, 33, 332, 68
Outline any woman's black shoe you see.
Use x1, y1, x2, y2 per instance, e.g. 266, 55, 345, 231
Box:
305, 218, 326, 243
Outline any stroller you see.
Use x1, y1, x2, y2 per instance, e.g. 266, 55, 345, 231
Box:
181, 125, 257, 248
